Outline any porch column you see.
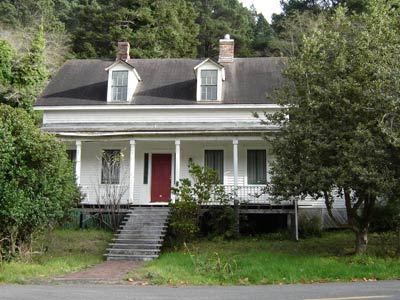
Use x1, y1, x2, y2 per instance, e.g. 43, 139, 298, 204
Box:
233, 139, 239, 189
129, 140, 136, 203
75, 140, 82, 186
175, 139, 181, 183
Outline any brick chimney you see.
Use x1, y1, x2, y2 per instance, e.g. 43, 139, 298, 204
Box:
116, 41, 130, 61
218, 34, 234, 63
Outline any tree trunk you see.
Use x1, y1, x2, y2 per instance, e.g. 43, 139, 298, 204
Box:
355, 229, 368, 254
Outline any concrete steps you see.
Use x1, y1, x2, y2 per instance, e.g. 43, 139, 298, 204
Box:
105, 206, 169, 261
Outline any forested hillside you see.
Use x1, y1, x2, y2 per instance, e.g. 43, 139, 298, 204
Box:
0, 0, 375, 108
0, 1, 371, 64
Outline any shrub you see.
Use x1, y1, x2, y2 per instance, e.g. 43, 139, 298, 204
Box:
202, 206, 236, 239
298, 214, 322, 238
0, 105, 80, 260
370, 200, 400, 232
168, 160, 236, 244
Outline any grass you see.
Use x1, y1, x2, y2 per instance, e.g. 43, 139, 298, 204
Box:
0, 229, 112, 284
127, 231, 400, 285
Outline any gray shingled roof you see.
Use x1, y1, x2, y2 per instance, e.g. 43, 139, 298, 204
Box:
35, 57, 285, 106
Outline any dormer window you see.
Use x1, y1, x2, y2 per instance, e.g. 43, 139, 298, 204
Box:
194, 58, 225, 102
201, 70, 218, 101
112, 71, 128, 102
105, 58, 141, 103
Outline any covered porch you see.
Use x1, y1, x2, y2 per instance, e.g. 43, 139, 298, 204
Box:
66, 136, 278, 206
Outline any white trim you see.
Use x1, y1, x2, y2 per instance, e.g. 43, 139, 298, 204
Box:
233, 139, 238, 189
175, 140, 181, 184
244, 147, 268, 186
52, 129, 279, 138
34, 104, 282, 111
203, 146, 227, 185
75, 140, 82, 185
129, 140, 136, 203
193, 58, 224, 72
59, 136, 267, 142
106, 64, 140, 103
105, 60, 142, 81
195, 61, 224, 101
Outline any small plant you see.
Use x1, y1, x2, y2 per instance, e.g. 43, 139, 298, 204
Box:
184, 243, 237, 280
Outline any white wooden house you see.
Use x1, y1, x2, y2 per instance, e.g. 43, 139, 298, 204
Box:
34, 36, 344, 218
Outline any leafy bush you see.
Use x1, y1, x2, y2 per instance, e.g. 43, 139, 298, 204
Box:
168, 160, 236, 244
168, 199, 200, 244
370, 200, 400, 232
298, 214, 322, 238
0, 105, 80, 260
202, 206, 236, 239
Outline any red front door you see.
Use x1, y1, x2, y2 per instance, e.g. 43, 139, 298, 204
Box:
151, 154, 172, 202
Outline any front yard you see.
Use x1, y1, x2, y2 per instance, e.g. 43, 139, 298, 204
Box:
0, 229, 398, 285
127, 231, 400, 285
0, 229, 112, 284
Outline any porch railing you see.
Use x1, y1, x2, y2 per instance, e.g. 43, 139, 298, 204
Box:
222, 185, 271, 204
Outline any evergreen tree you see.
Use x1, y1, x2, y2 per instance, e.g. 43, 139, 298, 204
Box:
130, 0, 199, 58
251, 13, 276, 57
190, 0, 255, 58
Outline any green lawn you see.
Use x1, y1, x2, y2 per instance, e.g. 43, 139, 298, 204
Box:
0, 229, 112, 284
127, 231, 400, 285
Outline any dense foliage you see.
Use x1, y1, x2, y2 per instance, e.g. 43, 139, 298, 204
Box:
264, 0, 400, 253
0, 27, 47, 112
0, 0, 276, 59
0, 105, 79, 259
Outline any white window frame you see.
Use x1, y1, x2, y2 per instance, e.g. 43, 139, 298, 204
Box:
204, 148, 225, 184
111, 70, 128, 102
246, 149, 267, 185
101, 149, 122, 184
194, 59, 224, 102
201, 70, 218, 101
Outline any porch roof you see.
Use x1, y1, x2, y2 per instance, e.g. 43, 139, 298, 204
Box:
41, 121, 279, 137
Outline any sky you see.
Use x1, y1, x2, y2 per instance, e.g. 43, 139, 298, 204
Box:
239, 0, 283, 22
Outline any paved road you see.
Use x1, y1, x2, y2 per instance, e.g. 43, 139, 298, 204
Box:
0, 281, 399, 300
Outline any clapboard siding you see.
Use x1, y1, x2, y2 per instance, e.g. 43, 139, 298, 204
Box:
43, 107, 279, 124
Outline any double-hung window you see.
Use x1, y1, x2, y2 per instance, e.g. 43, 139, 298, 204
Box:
111, 71, 128, 102
247, 150, 266, 185
201, 70, 217, 101
101, 150, 121, 184
204, 150, 224, 184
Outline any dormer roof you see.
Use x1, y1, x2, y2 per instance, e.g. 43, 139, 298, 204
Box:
193, 58, 224, 71
105, 59, 142, 82
194, 58, 225, 81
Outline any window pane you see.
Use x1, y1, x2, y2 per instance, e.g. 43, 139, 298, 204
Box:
200, 70, 218, 101
101, 149, 121, 184
205, 150, 224, 184
210, 86, 217, 100
111, 71, 128, 101
247, 150, 266, 184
